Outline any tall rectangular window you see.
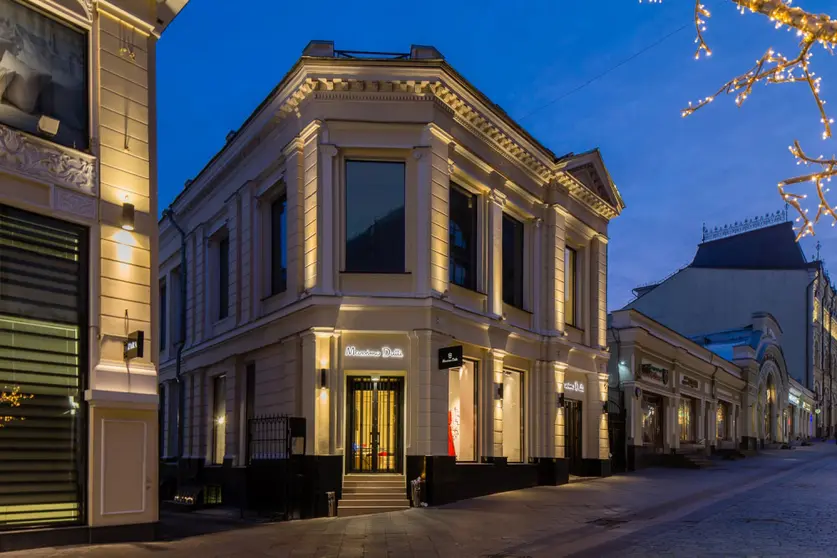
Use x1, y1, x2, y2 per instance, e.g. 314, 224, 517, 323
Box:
449, 184, 478, 291
448, 360, 478, 461
503, 370, 524, 462
502, 214, 524, 308
159, 279, 167, 352
345, 160, 405, 273
565, 246, 577, 327
218, 236, 229, 320
716, 403, 727, 440
212, 375, 226, 465
270, 195, 287, 295
678, 397, 693, 442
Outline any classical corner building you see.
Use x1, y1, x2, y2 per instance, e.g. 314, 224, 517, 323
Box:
0, 0, 186, 550
157, 41, 624, 516
624, 213, 836, 438
608, 309, 814, 472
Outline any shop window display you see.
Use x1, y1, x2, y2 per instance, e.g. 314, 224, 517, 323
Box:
678, 398, 692, 442
447, 360, 477, 461
642, 393, 662, 447
503, 369, 523, 462
716, 403, 727, 440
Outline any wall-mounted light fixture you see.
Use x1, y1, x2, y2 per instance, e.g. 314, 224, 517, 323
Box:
494, 382, 504, 400
37, 115, 60, 137
121, 202, 135, 231
556, 393, 565, 408
319, 368, 327, 390
602, 401, 609, 414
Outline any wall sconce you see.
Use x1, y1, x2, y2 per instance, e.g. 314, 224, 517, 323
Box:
494, 382, 504, 400
319, 368, 327, 390
121, 202, 135, 231
556, 393, 565, 408
602, 401, 609, 414
635, 386, 642, 399
37, 115, 59, 137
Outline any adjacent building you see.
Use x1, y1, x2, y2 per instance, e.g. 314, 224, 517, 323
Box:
0, 0, 186, 549
609, 309, 815, 471
158, 41, 624, 513
625, 213, 837, 437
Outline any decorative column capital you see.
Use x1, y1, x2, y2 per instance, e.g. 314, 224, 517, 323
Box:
489, 189, 507, 208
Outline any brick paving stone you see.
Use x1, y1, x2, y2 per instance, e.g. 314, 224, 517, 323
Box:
5, 443, 836, 558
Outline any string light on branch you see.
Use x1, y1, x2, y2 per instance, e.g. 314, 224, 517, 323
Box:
643, 0, 837, 238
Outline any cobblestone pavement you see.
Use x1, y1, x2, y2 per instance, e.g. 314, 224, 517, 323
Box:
8, 442, 837, 558
581, 442, 837, 558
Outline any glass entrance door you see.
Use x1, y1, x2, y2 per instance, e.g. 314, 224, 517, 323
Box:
347, 376, 404, 473
565, 400, 583, 476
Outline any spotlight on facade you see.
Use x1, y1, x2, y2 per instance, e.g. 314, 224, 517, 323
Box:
37, 115, 60, 137
121, 202, 135, 231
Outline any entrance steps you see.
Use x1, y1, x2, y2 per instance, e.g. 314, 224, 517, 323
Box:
337, 474, 409, 517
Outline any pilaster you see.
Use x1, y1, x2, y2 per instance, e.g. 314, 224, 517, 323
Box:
554, 362, 566, 458
591, 235, 608, 349
546, 204, 567, 333
282, 138, 305, 296
532, 218, 543, 331
487, 190, 506, 318
318, 144, 338, 294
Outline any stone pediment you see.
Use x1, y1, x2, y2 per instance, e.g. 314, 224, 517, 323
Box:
0, 123, 96, 196
558, 150, 624, 218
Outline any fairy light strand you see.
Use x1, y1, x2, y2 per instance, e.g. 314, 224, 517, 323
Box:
644, 0, 837, 239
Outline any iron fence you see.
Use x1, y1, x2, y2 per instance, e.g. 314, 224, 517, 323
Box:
247, 415, 306, 463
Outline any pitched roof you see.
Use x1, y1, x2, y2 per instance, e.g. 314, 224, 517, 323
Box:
690, 222, 809, 270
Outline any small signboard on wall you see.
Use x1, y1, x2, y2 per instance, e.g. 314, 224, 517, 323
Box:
438, 345, 464, 370
123, 330, 144, 360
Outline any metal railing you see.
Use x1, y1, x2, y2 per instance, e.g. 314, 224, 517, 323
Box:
247, 415, 291, 463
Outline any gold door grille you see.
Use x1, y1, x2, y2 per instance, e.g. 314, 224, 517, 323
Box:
347, 377, 403, 473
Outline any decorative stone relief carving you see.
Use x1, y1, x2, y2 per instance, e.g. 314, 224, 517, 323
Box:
0, 124, 96, 195
54, 186, 96, 219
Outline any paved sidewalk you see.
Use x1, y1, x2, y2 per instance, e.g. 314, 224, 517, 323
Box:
8, 442, 837, 558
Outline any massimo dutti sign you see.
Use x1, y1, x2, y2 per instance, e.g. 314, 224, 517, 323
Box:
438, 346, 463, 370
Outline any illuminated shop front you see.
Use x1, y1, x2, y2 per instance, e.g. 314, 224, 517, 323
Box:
609, 310, 748, 472
0, 0, 185, 550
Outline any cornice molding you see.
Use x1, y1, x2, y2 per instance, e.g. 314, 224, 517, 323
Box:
177, 73, 619, 223
0, 124, 96, 196
556, 171, 618, 220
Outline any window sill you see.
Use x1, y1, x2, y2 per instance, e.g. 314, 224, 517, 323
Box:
261, 290, 288, 303
565, 323, 584, 333
503, 302, 532, 315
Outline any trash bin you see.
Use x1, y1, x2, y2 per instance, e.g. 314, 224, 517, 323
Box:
410, 477, 425, 507
326, 491, 336, 517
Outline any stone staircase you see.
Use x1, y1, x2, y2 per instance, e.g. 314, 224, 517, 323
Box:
337, 474, 410, 517
680, 452, 714, 469
663, 449, 715, 469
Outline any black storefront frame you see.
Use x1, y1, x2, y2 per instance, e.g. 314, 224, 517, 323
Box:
564, 399, 583, 476
345, 376, 404, 474
0, 204, 89, 531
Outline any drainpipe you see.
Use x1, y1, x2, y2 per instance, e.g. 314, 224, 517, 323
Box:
162, 208, 188, 459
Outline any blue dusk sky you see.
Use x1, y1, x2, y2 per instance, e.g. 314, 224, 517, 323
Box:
156, 0, 837, 309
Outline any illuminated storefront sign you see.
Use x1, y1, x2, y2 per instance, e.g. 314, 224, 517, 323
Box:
344, 346, 404, 359
564, 381, 585, 393
788, 393, 800, 406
